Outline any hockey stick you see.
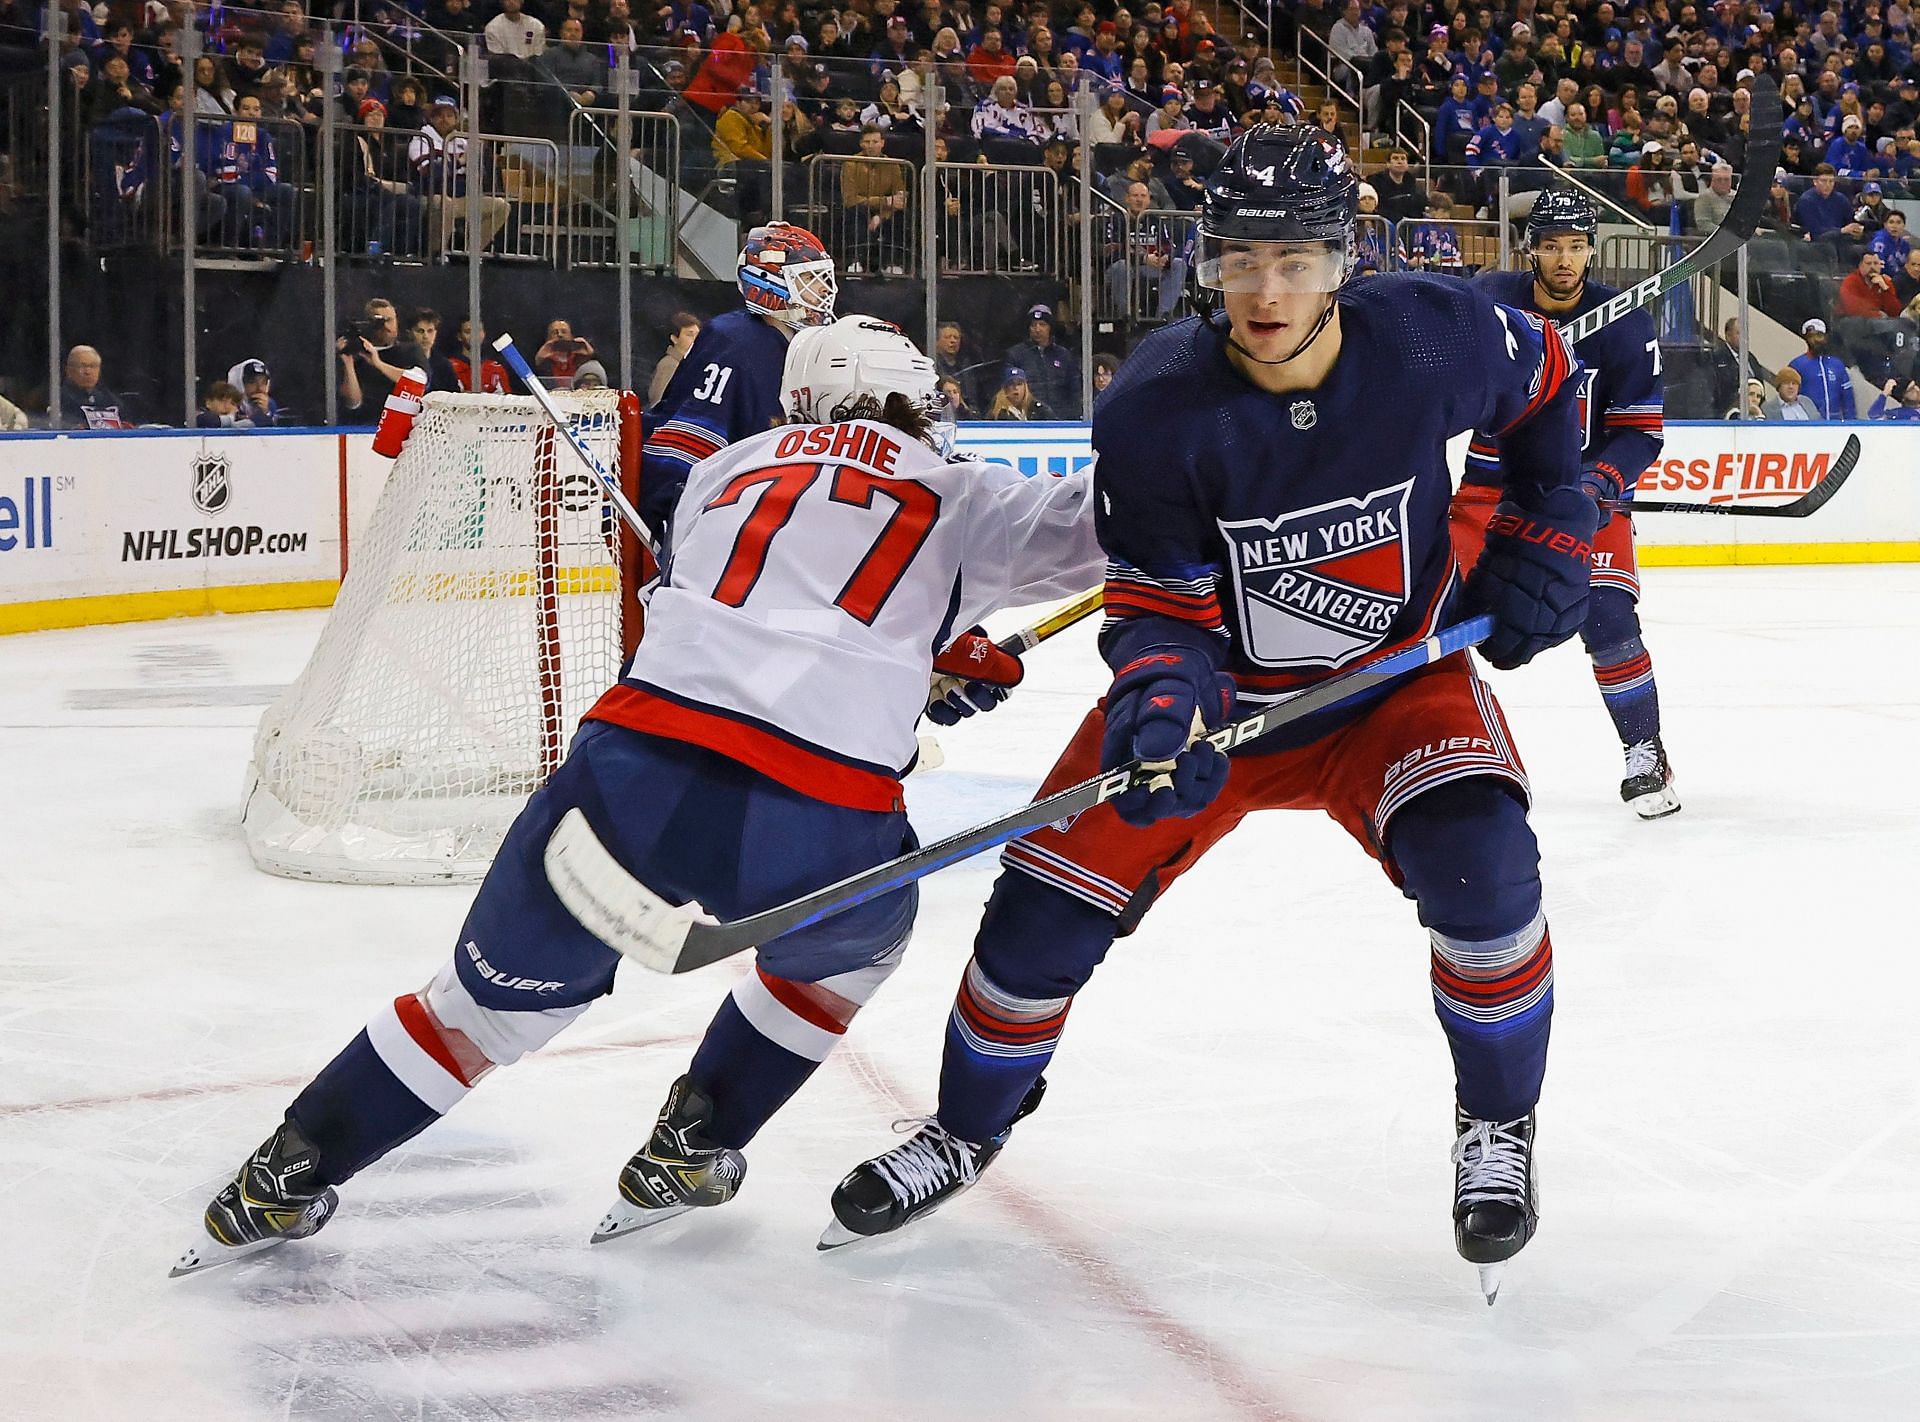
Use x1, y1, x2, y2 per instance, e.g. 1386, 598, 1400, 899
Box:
914, 589, 1103, 776
545, 613, 1495, 975
1555, 75, 1781, 348
1605, 433, 1858, 518
995, 587, 1102, 653
494, 334, 662, 561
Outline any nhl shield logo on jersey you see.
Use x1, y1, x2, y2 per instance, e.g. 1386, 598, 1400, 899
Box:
191, 452, 232, 517
1218, 479, 1415, 670
1289, 399, 1316, 430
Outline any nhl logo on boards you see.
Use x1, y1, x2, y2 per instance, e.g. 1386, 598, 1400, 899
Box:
1217, 478, 1415, 671
191, 452, 232, 517
1289, 399, 1316, 430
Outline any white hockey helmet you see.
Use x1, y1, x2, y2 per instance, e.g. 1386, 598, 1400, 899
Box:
782, 315, 954, 453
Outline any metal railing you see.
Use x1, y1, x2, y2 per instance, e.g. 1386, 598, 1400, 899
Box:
333, 121, 430, 259
1539, 158, 1654, 228
928, 161, 1059, 278
564, 107, 680, 272
1296, 26, 1367, 142
1103, 207, 1198, 325
811, 151, 920, 278
1393, 216, 1508, 274
1394, 100, 1432, 183
1601, 232, 1723, 343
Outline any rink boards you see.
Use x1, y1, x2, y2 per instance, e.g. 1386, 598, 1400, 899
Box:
1, 420, 1915, 635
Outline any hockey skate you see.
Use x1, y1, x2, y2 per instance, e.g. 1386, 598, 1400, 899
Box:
591, 1075, 747, 1244
1452, 1108, 1538, 1305
1620, 737, 1681, 819
170, 1118, 338, 1278
817, 1078, 1046, 1251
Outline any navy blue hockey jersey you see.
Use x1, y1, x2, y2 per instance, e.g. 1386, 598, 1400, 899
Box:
1093, 275, 1578, 741
640, 309, 790, 533
1463, 270, 1665, 497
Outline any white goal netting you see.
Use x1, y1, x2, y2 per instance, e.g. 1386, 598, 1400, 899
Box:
243, 390, 640, 884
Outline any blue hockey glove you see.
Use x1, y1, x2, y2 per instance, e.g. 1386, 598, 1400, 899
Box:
1099, 637, 1236, 828
926, 630, 1024, 726
1463, 486, 1599, 671
1579, 459, 1625, 530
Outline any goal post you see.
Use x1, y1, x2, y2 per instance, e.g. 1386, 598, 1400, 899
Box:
242, 388, 644, 884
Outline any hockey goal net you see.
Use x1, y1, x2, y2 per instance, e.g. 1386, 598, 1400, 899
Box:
243, 388, 645, 884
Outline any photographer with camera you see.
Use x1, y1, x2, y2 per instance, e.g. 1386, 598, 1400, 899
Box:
337, 297, 426, 425
534, 320, 597, 387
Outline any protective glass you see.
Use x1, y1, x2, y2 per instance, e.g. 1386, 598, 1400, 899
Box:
1196, 236, 1348, 293
921, 386, 957, 457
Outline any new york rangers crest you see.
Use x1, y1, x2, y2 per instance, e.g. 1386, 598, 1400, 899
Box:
1218, 479, 1414, 669
191, 452, 232, 516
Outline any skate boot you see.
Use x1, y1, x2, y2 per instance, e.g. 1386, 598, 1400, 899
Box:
818, 1078, 1046, 1250
1452, 1107, 1538, 1305
1621, 736, 1681, 819
171, 1117, 339, 1277
591, 1075, 747, 1244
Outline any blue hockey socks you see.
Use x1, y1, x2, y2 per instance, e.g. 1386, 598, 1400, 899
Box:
1390, 778, 1553, 1123
937, 957, 1071, 1146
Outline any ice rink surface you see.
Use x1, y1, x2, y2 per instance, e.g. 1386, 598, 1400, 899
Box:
4, 565, 1918, 1422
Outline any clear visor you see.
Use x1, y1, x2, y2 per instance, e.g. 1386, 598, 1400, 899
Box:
784, 260, 839, 325
1196, 237, 1348, 294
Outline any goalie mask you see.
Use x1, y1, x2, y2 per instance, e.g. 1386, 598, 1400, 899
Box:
782, 316, 954, 455
738, 223, 838, 331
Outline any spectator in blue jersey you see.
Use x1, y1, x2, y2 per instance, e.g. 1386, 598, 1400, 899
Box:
1794, 165, 1865, 243
1788, 318, 1857, 418
90, 22, 155, 88
230, 359, 286, 425
1465, 101, 1527, 209
1871, 211, 1912, 275
202, 93, 297, 247
1101, 179, 1189, 321
1469, 69, 1501, 124
1002, 304, 1081, 419
1434, 75, 1477, 163
1354, 182, 1390, 273
1402, 188, 1465, 272
1183, 82, 1237, 142
1825, 114, 1871, 177
1870, 377, 1920, 420
1082, 21, 1126, 84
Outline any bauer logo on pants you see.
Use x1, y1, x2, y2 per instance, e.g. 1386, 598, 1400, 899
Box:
191, 452, 232, 517
1218, 478, 1414, 670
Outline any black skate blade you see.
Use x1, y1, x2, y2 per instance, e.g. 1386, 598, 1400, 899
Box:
169, 1233, 288, 1279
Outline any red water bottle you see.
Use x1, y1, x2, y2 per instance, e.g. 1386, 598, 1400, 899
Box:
371, 367, 429, 458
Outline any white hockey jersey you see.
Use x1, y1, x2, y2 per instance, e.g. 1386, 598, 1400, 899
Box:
585, 418, 1102, 810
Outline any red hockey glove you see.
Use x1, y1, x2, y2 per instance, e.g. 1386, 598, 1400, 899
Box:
927, 630, 1025, 726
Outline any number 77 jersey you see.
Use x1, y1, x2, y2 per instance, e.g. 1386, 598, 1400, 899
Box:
590, 420, 1104, 810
